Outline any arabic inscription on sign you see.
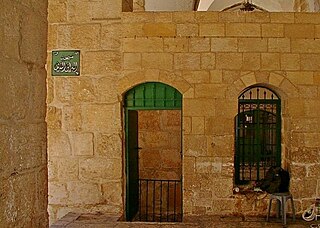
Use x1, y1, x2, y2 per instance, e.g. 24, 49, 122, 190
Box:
52, 50, 80, 76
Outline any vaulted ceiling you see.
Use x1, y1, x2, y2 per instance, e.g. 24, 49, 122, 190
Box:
143, 0, 318, 12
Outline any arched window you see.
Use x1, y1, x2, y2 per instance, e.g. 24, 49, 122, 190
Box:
235, 86, 281, 185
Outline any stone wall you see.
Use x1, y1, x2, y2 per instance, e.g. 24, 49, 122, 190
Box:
138, 110, 181, 180
0, 0, 48, 227
47, 0, 123, 224
48, 0, 320, 222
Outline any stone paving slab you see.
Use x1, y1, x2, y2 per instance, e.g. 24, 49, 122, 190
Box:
51, 212, 319, 228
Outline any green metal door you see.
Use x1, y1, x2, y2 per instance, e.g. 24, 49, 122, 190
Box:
126, 110, 139, 221
124, 82, 182, 221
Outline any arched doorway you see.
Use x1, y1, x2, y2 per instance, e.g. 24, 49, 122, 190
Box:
124, 82, 183, 222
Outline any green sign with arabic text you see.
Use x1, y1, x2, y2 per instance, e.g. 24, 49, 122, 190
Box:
52, 50, 80, 76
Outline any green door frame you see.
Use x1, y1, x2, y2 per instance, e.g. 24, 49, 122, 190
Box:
124, 82, 183, 221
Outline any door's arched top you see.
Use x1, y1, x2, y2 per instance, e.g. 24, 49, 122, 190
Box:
125, 82, 182, 109
239, 86, 280, 100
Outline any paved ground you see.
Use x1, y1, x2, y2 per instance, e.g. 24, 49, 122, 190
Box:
51, 212, 319, 228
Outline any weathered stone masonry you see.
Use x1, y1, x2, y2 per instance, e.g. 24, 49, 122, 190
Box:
0, 0, 48, 227
47, 0, 320, 223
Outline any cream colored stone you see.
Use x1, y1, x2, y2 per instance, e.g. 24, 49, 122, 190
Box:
177, 24, 199, 37
295, 13, 320, 24
216, 53, 242, 70
184, 135, 208, 157
123, 37, 163, 52
269, 72, 285, 87
196, 157, 222, 174
48, 182, 68, 205
284, 24, 315, 39
291, 39, 320, 53
182, 71, 210, 84
261, 53, 280, 70
48, 1, 67, 23
211, 38, 238, 52
207, 135, 234, 157
57, 158, 79, 181
155, 12, 173, 23
183, 117, 192, 135
121, 23, 144, 37
261, 24, 284, 37
173, 12, 196, 23
195, 12, 219, 23
96, 133, 122, 158
205, 117, 233, 135
210, 70, 223, 84
54, 77, 96, 103
143, 23, 176, 37
189, 38, 210, 52
101, 23, 121, 50
195, 84, 226, 98
67, 182, 101, 205
301, 54, 320, 70
241, 72, 256, 87
199, 23, 225, 37
71, 132, 94, 156
62, 105, 82, 131
82, 51, 121, 75
287, 72, 314, 85
174, 53, 201, 70
47, 106, 62, 129
95, 74, 120, 103
122, 12, 155, 23
81, 104, 121, 132
211, 178, 233, 198
79, 158, 122, 181
102, 182, 122, 206
184, 157, 196, 174
280, 54, 300, 70
183, 98, 215, 117
48, 131, 71, 157
245, 12, 270, 23
268, 38, 290, 52
238, 38, 267, 52
270, 13, 294, 23
164, 37, 188, 52
218, 12, 245, 22
242, 53, 260, 70
57, 24, 101, 49
123, 53, 141, 69
226, 23, 261, 37
191, 117, 205, 135
201, 53, 216, 70
142, 53, 173, 70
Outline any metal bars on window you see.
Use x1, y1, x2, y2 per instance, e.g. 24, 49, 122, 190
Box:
138, 179, 182, 222
235, 86, 281, 185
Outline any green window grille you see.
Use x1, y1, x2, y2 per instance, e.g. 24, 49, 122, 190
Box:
235, 86, 281, 185
125, 82, 182, 110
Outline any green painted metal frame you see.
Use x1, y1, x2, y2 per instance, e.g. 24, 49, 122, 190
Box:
124, 82, 183, 221
235, 86, 281, 185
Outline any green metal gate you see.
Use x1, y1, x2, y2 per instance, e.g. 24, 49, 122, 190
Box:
124, 82, 182, 221
235, 86, 281, 185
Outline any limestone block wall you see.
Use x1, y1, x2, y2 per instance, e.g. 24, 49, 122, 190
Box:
138, 110, 181, 180
47, 0, 123, 223
0, 0, 48, 227
120, 11, 320, 215
48, 0, 320, 222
